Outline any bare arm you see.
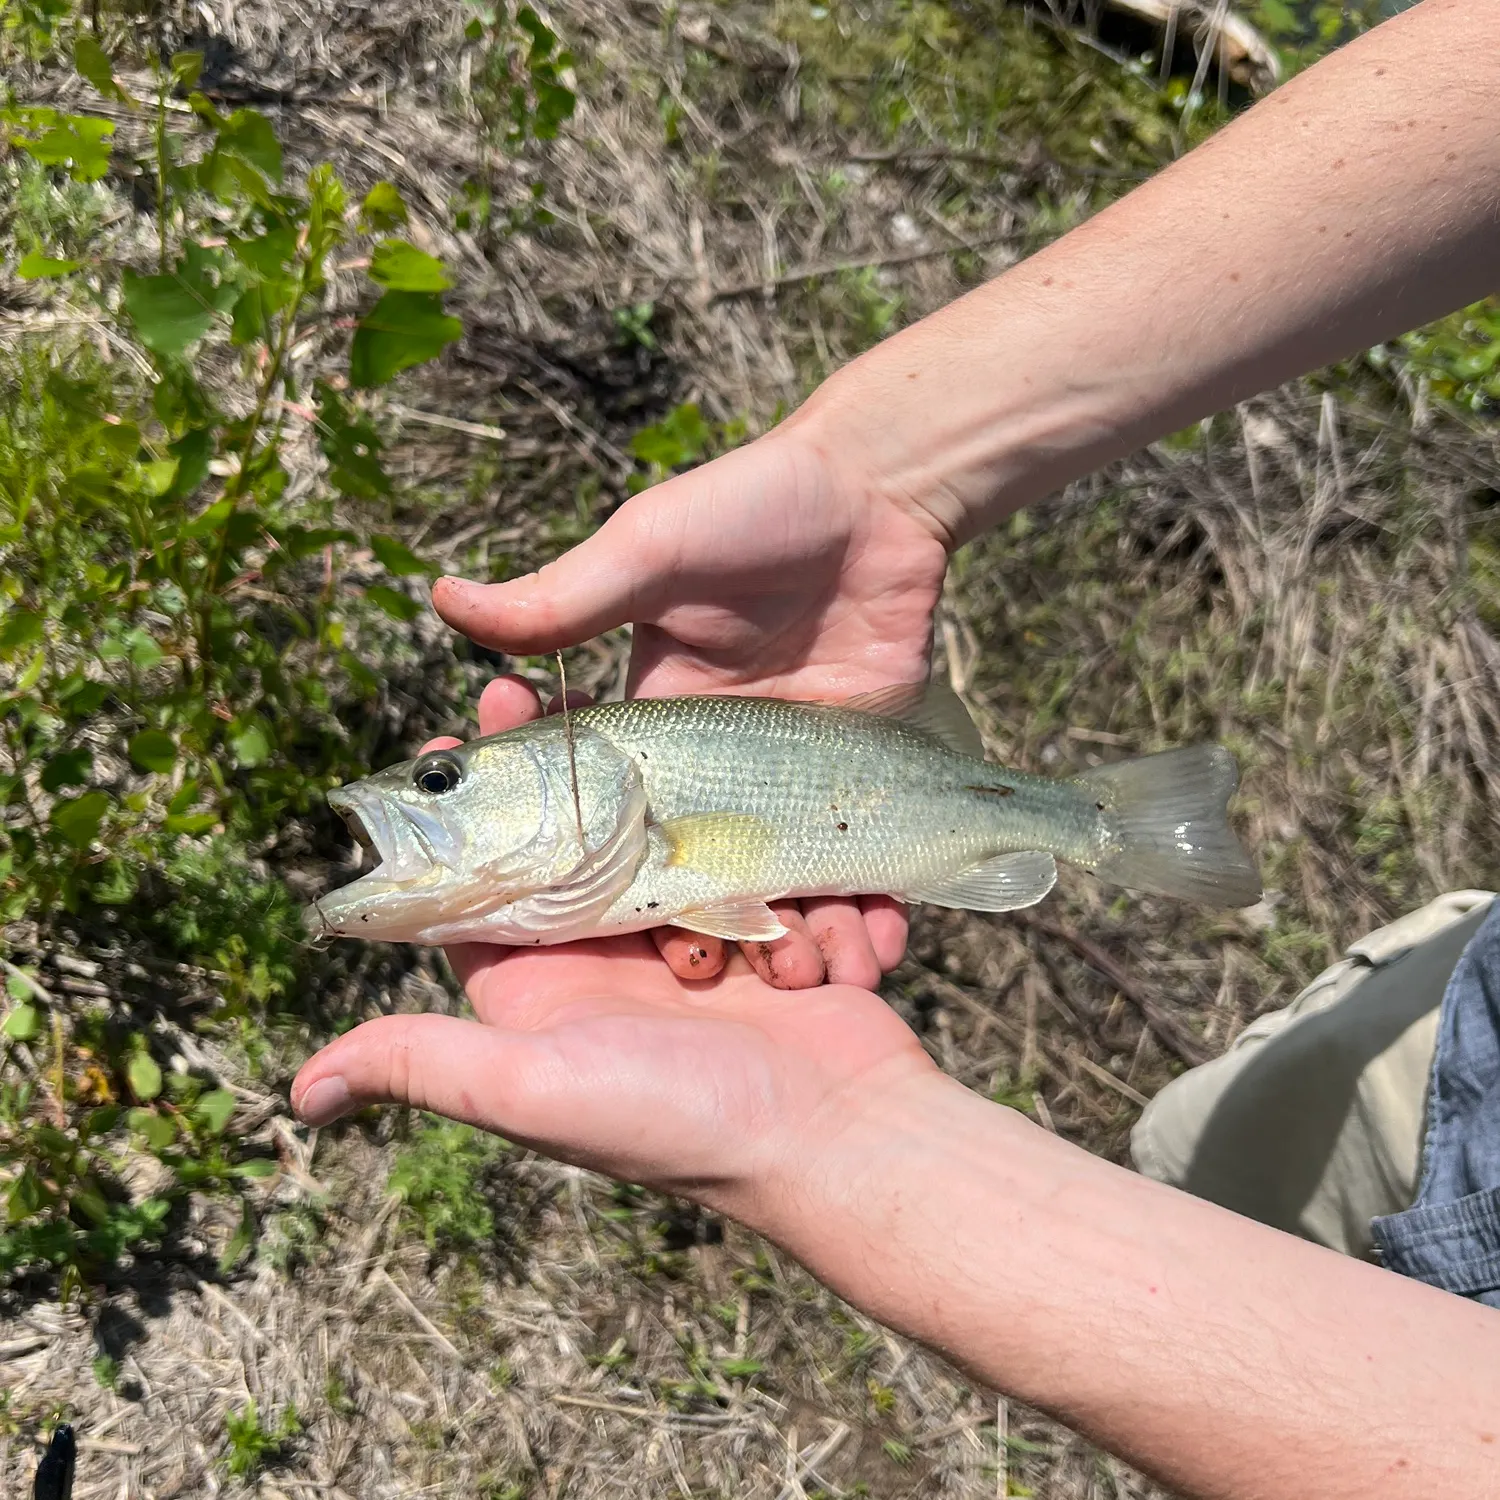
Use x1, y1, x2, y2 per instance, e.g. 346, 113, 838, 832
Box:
761, 1069, 1500, 1499
800, 0, 1500, 544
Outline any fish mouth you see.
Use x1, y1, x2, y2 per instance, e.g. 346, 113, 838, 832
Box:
322, 786, 433, 895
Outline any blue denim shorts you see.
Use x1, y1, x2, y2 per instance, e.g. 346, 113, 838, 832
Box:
1372, 898, 1500, 1306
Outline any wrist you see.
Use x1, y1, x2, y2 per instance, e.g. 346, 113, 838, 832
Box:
743, 1064, 1045, 1331
788, 265, 1137, 552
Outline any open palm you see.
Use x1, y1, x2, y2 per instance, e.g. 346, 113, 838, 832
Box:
293, 932, 936, 1211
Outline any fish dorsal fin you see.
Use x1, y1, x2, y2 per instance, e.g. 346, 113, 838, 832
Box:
669, 900, 786, 944
901, 850, 1057, 913
840, 678, 987, 759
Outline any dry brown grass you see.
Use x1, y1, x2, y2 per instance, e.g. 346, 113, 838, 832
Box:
2, 0, 1498, 1496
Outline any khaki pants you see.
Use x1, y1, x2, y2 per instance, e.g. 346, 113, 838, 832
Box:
1131, 891, 1498, 1259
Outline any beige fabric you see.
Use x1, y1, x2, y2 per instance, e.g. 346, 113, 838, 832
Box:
1131, 891, 1497, 1259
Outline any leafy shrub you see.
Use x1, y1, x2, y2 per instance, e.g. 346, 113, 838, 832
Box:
0, 36, 466, 1286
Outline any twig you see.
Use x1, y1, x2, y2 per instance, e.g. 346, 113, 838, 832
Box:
711, 232, 1012, 300
774, 1424, 850, 1500
386, 403, 507, 443
1064, 1047, 1150, 1108
1014, 913, 1209, 1067
373, 1268, 463, 1363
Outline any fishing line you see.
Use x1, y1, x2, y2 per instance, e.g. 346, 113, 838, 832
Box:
556, 650, 587, 854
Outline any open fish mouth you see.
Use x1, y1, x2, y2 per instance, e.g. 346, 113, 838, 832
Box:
325, 786, 421, 890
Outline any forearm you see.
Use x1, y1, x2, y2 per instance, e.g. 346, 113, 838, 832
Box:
752, 1073, 1500, 1499
797, 0, 1500, 546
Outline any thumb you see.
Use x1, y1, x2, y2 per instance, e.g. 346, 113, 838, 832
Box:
291, 1013, 564, 1137
433, 508, 660, 654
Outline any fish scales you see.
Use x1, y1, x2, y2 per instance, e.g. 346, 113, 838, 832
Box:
572, 696, 1104, 907
311, 688, 1260, 947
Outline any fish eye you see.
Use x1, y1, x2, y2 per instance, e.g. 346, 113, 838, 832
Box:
412, 753, 463, 796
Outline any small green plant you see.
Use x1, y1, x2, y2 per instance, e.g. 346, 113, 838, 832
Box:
0, 35, 463, 1288
388, 1114, 504, 1252
613, 300, 658, 350
628, 401, 746, 493
465, 1, 577, 146
222, 1399, 301, 1479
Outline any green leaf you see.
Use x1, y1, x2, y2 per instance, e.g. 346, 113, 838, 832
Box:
170, 50, 204, 89
167, 779, 200, 815
124, 628, 164, 671
368, 240, 452, 292
370, 534, 431, 577
74, 35, 131, 103
127, 1107, 176, 1149
220, 1198, 255, 1273
181, 496, 235, 539
18, 252, 82, 279
5, 972, 32, 1001
0, 610, 44, 654
360, 181, 408, 232
217, 108, 283, 183
50, 790, 110, 848
127, 1050, 163, 1103
16, 649, 45, 693
167, 428, 215, 499
234, 1158, 279, 1179
364, 584, 422, 622
14, 113, 114, 182
40, 748, 92, 793
348, 291, 462, 389
128, 729, 177, 774
195, 1088, 236, 1134
2, 1002, 41, 1042
313, 383, 391, 499
229, 722, 271, 769
228, 225, 298, 278
122, 245, 237, 357
165, 810, 218, 836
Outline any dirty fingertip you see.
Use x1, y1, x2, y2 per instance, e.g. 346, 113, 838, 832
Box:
653, 927, 727, 980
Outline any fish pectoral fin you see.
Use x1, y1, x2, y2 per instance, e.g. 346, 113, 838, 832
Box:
668, 901, 787, 943
658, 812, 778, 880
839, 679, 987, 759
900, 851, 1057, 913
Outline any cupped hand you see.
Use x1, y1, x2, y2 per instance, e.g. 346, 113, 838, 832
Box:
291, 683, 940, 1211
430, 418, 952, 989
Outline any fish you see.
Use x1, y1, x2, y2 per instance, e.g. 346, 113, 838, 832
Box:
308, 683, 1260, 947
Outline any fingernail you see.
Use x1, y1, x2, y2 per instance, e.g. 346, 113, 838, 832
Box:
295, 1075, 352, 1126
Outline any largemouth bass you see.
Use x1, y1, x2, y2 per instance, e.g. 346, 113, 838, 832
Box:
310, 685, 1260, 946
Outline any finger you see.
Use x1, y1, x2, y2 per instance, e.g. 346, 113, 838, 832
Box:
546, 689, 595, 715
800, 896, 882, 990
742, 903, 826, 990
432, 498, 667, 654
292, 1013, 557, 1135
651, 927, 728, 981
478, 674, 544, 735
418, 734, 464, 755
860, 896, 910, 972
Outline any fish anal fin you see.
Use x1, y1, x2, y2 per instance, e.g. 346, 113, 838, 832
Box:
669, 901, 787, 943
839, 679, 986, 759
901, 851, 1057, 913
659, 812, 778, 881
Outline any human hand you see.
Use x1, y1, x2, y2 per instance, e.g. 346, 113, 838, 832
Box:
291, 682, 941, 1214
431, 417, 952, 989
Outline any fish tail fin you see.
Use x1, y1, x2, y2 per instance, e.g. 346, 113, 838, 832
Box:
1077, 745, 1260, 908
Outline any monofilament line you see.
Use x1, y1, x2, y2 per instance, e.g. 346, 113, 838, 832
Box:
556, 650, 588, 853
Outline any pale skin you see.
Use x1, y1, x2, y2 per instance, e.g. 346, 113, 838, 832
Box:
296, 3, 1500, 1495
